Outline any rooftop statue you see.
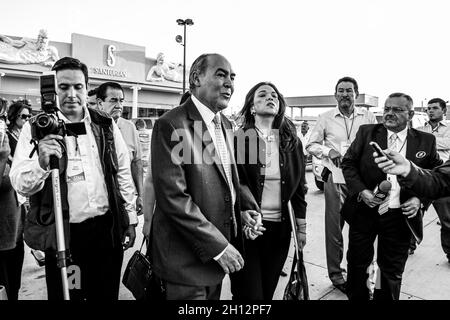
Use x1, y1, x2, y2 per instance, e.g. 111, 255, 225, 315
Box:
0, 29, 60, 67
146, 52, 183, 83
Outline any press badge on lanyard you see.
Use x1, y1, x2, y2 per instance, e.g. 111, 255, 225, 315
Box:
342, 111, 355, 157
67, 138, 86, 184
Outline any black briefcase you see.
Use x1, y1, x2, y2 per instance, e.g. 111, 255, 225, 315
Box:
122, 239, 165, 300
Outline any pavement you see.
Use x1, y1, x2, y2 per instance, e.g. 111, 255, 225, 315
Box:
18, 166, 450, 300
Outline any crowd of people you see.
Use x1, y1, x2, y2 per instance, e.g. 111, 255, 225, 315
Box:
0, 53, 449, 301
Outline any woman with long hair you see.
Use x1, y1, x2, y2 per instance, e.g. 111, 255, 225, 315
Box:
0, 99, 32, 300
231, 82, 307, 300
7, 100, 31, 155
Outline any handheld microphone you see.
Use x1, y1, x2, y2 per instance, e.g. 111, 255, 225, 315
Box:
373, 180, 391, 200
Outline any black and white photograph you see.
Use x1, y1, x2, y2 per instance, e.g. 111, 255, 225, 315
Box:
1, 0, 450, 309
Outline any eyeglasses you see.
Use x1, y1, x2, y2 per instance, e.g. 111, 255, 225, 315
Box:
383, 106, 409, 113
20, 114, 31, 120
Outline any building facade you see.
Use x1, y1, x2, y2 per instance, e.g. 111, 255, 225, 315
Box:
0, 32, 186, 127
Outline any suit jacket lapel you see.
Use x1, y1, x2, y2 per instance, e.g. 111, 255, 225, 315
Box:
185, 99, 228, 185
374, 124, 388, 180
405, 129, 418, 161
374, 124, 388, 150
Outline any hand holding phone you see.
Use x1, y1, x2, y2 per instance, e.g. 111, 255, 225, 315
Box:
369, 141, 386, 157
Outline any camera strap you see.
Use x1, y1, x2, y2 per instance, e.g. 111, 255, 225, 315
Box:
29, 138, 39, 158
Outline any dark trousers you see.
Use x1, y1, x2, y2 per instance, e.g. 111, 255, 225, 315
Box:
409, 197, 450, 255
434, 197, 450, 258
230, 220, 291, 300
347, 208, 411, 300
164, 281, 222, 300
0, 241, 24, 300
45, 212, 123, 300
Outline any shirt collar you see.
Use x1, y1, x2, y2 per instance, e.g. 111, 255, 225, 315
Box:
387, 126, 408, 142
191, 94, 217, 125
57, 105, 91, 124
425, 120, 448, 127
333, 105, 364, 118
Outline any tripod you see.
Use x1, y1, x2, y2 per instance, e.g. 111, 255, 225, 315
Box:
49, 155, 70, 300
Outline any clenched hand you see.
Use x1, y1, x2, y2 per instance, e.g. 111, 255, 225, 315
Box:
216, 244, 244, 274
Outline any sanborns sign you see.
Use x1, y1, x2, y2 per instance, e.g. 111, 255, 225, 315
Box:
91, 67, 126, 78
89, 45, 126, 77
71, 33, 146, 82
107, 45, 116, 67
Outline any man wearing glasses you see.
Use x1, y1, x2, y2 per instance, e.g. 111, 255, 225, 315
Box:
340, 92, 442, 300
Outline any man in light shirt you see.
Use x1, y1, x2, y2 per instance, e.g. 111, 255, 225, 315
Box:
10, 57, 137, 300
298, 121, 311, 157
306, 77, 377, 293
96, 82, 143, 215
417, 98, 450, 261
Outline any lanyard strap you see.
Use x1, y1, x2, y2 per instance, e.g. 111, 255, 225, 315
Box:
397, 137, 407, 153
343, 110, 355, 142
431, 124, 441, 134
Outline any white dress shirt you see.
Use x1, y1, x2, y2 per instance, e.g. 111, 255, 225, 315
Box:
306, 106, 377, 181
417, 120, 450, 162
299, 130, 311, 156
307, 106, 378, 160
386, 127, 408, 209
191, 95, 221, 152
9, 106, 137, 225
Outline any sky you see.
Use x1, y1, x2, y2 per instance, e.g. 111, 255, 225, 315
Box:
2, 0, 450, 116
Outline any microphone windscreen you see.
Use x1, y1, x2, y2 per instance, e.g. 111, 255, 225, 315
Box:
379, 180, 392, 192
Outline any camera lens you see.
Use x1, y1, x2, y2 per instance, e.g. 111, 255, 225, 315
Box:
35, 113, 59, 137
37, 115, 50, 128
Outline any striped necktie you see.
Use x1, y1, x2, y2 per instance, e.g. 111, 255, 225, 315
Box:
213, 113, 237, 237
378, 134, 398, 214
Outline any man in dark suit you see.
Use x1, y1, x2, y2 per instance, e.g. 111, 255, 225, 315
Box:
150, 53, 252, 300
341, 92, 442, 300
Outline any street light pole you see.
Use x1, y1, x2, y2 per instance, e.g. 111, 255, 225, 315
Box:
182, 23, 186, 94
176, 19, 194, 94
0, 72, 5, 91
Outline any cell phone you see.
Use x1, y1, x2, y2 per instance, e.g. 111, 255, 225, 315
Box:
369, 141, 385, 157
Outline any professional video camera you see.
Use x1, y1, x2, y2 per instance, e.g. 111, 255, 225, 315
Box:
29, 72, 86, 156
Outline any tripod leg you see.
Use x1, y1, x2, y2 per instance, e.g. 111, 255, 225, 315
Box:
50, 156, 70, 300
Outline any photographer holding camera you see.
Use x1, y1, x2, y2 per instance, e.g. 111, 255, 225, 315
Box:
9, 57, 138, 300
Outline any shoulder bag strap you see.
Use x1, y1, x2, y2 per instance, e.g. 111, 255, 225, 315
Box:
288, 201, 300, 262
